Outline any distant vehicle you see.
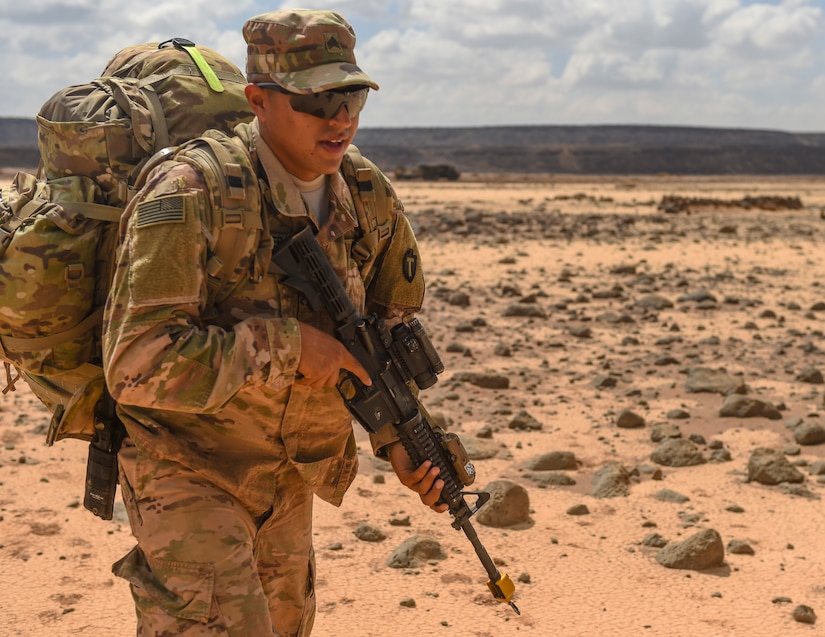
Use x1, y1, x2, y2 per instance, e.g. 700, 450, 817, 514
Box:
395, 164, 460, 181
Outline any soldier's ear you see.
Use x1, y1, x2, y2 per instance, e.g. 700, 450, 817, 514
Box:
245, 84, 268, 117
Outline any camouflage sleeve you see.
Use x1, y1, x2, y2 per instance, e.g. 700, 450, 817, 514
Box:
364, 176, 425, 319
102, 161, 300, 414
365, 175, 425, 456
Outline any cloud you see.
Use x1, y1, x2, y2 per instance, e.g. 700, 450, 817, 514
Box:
1, 0, 824, 131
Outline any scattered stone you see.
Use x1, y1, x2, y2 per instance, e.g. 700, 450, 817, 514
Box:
666, 409, 690, 420
685, 367, 746, 396
792, 605, 817, 625
747, 448, 805, 485
386, 536, 446, 569
635, 294, 674, 310
448, 291, 471, 307
650, 423, 681, 442
727, 539, 755, 555
389, 516, 411, 527
569, 326, 593, 339
399, 598, 416, 608
452, 371, 509, 389
656, 528, 725, 571
567, 503, 590, 516
523, 451, 579, 471
493, 342, 512, 357
653, 489, 690, 504
461, 437, 500, 460
725, 504, 745, 513
793, 421, 825, 446
524, 471, 577, 487
475, 480, 531, 528
809, 460, 825, 476
616, 409, 645, 429
592, 374, 617, 389
354, 522, 387, 543
642, 533, 669, 548
503, 302, 546, 318
650, 438, 707, 467
508, 410, 543, 431
709, 448, 733, 463
795, 366, 824, 384
591, 462, 631, 498
719, 395, 781, 420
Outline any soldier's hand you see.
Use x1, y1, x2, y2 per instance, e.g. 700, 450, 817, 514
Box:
389, 442, 449, 513
296, 323, 371, 388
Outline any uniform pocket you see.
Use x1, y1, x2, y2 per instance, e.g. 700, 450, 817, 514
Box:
113, 545, 218, 625
281, 384, 358, 505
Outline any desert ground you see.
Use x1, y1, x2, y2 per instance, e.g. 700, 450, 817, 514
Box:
1, 171, 824, 637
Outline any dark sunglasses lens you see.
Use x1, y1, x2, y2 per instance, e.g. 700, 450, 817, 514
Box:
289, 89, 369, 119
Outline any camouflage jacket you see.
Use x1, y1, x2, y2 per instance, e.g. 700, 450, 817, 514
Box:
102, 120, 424, 513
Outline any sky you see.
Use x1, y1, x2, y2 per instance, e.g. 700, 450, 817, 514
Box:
1, 0, 824, 132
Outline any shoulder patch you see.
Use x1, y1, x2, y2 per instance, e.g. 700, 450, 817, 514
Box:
403, 248, 417, 283
136, 195, 186, 227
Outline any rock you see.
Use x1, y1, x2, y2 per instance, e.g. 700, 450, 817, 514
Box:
354, 522, 387, 542
591, 462, 631, 498
616, 409, 646, 429
719, 394, 781, 420
503, 302, 546, 318
592, 374, 617, 388
656, 528, 725, 571
448, 291, 471, 307
653, 489, 690, 504
461, 437, 500, 460
569, 326, 593, 339
650, 423, 681, 442
809, 460, 825, 476
727, 539, 755, 555
386, 536, 446, 569
523, 471, 577, 487
635, 294, 674, 310
523, 451, 579, 471
793, 421, 825, 446
795, 366, 824, 384
475, 480, 531, 528
747, 448, 805, 485
508, 410, 543, 431
650, 438, 707, 467
642, 533, 669, 548
399, 598, 416, 608
666, 409, 691, 420
452, 371, 510, 389
685, 367, 746, 395
567, 503, 590, 516
792, 605, 817, 625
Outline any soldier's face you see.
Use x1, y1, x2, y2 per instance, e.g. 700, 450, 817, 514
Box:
246, 84, 359, 181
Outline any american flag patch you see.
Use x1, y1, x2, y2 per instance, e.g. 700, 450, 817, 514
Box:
136, 196, 186, 227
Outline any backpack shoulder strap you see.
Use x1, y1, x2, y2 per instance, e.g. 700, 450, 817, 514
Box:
341, 144, 393, 284
174, 130, 267, 304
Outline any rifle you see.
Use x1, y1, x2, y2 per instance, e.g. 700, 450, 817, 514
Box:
270, 225, 519, 614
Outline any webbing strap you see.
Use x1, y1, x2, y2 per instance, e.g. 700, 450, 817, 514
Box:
0, 306, 104, 353
60, 201, 124, 223
136, 65, 246, 91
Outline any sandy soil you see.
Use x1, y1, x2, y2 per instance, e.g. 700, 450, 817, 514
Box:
1, 173, 824, 636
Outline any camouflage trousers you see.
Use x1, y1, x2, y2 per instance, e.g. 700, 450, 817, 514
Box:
115, 443, 316, 637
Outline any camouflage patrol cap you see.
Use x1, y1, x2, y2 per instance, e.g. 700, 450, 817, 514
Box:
243, 9, 379, 94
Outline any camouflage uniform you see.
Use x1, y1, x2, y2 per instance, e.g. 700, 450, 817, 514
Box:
102, 10, 423, 637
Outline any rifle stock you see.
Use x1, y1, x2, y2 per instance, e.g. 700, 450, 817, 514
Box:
270, 226, 519, 613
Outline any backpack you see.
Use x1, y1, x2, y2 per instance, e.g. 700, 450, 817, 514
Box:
0, 39, 393, 456
0, 38, 255, 449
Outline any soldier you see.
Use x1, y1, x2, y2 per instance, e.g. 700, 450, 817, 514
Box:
103, 9, 445, 636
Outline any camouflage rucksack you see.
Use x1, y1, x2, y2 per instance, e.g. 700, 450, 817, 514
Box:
0, 39, 255, 450
0, 38, 394, 518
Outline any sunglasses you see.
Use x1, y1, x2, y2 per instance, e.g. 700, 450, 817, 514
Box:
256, 83, 369, 120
